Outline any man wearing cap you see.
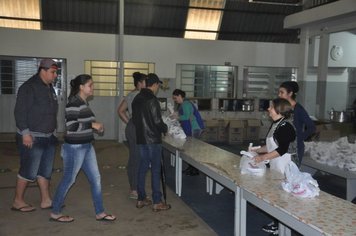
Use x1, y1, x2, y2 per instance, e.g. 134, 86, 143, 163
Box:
12, 59, 59, 212
132, 73, 171, 211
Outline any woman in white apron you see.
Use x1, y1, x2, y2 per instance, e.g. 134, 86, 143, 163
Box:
252, 98, 297, 235
253, 98, 298, 174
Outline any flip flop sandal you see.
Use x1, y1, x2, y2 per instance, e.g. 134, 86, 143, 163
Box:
96, 214, 116, 222
11, 205, 36, 212
49, 215, 74, 223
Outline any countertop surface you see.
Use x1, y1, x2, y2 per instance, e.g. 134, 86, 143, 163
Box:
163, 135, 356, 236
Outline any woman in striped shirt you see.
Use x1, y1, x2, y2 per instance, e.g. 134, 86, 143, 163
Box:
50, 74, 116, 223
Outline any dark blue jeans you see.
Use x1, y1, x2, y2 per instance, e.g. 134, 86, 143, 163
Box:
137, 144, 162, 204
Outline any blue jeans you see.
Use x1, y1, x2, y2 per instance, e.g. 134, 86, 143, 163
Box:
16, 134, 57, 181
52, 143, 104, 215
138, 144, 162, 204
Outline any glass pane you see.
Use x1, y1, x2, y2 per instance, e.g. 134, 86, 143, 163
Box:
124, 83, 135, 91
91, 68, 117, 76
244, 67, 297, 98
94, 83, 116, 90
91, 61, 118, 68
0, 0, 40, 30
124, 62, 149, 69
92, 75, 117, 83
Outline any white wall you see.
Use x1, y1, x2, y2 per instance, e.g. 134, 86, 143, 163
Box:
123, 35, 299, 79
0, 27, 300, 140
309, 32, 356, 67
305, 32, 354, 118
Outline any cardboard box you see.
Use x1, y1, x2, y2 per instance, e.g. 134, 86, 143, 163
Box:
228, 120, 246, 144
201, 127, 218, 142
246, 119, 261, 141
201, 119, 219, 142
217, 119, 229, 142
204, 119, 220, 127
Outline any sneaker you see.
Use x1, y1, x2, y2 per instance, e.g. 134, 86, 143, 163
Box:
262, 221, 278, 233
136, 198, 152, 208
152, 202, 171, 212
269, 229, 278, 235
129, 191, 138, 200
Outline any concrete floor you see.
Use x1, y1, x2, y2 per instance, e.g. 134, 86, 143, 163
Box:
0, 141, 217, 236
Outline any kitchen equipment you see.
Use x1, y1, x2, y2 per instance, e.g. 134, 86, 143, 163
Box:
242, 100, 254, 112
329, 109, 351, 123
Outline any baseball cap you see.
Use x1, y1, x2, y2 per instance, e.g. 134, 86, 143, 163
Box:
39, 59, 58, 69
146, 73, 162, 86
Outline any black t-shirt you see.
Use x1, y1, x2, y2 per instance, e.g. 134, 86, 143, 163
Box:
273, 118, 296, 156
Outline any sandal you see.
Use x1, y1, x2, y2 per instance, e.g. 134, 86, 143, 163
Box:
96, 214, 116, 222
11, 204, 36, 212
49, 215, 74, 223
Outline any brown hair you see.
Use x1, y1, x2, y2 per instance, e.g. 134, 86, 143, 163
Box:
271, 98, 293, 119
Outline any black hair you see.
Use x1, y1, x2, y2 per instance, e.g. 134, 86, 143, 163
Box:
172, 89, 186, 98
279, 81, 299, 100
69, 74, 92, 99
133, 72, 147, 87
271, 98, 293, 119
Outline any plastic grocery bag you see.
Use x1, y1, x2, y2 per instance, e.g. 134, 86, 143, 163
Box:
281, 162, 320, 198
239, 151, 266, 176
163, 116, 186, 139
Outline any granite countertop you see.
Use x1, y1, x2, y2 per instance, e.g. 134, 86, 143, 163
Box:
163, 135, 356, 236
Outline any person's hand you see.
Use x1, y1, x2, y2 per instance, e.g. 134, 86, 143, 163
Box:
169, 112, 179, 120
248, 145, 261, 153
23, 134, 33, 149
92, 122, 104, 133
253, 155, 265, 164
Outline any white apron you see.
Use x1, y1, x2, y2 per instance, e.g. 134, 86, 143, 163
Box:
266, 118, 291, 175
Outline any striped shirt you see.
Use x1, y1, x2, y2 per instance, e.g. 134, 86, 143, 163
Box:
64, 95, 96, 144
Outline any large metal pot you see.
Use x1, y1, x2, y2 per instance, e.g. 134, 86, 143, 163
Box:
329, 110, 350, 123
242, 104, 254, 111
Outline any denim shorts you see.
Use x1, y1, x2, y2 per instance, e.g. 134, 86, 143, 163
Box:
16, 134, 57, 181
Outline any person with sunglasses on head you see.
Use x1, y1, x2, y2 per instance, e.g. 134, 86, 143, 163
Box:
12, 59, 59, 213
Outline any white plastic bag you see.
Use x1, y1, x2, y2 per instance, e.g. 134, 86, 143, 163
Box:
281, 162, 320, 198
163, 116, 186, 139
239, 151, 266, 176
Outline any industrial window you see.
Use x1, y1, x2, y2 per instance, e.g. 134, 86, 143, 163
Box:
0, 56, 64, 95
179, 64, 235, 98
84, 60, 154, 97
0, 0, 40, 30
243, 66, 297, 98
184, 0, 225, 40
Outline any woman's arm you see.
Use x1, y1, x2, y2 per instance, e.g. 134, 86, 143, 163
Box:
251, 145, 267, 154
117, 99, 129, 124
254, 150, 280, 163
